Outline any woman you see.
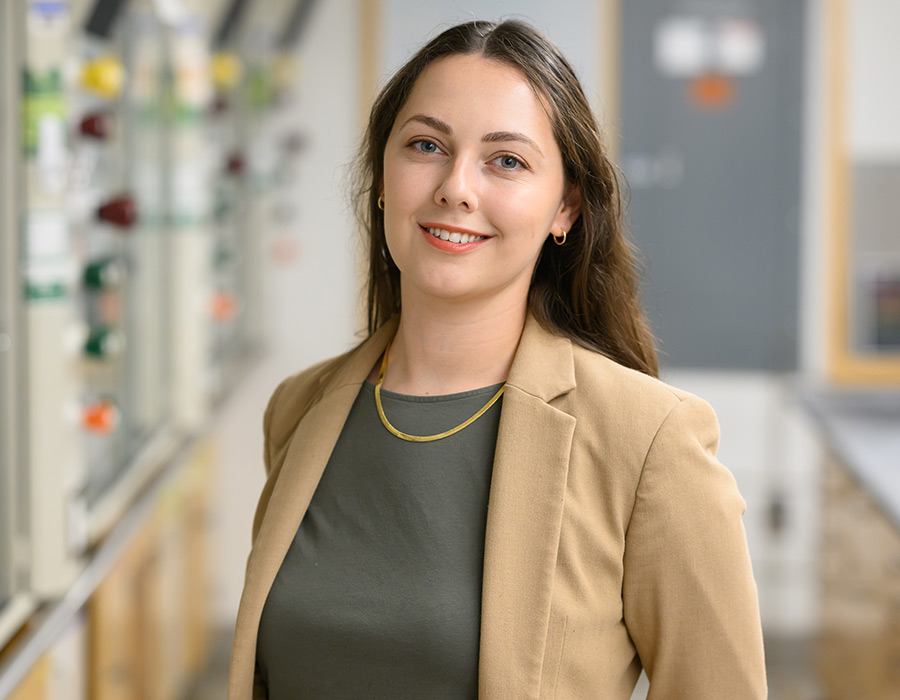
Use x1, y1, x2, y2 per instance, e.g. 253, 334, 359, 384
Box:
228, 19, 766, 700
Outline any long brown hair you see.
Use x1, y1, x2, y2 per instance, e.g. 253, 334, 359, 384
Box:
353, 19, 658, 377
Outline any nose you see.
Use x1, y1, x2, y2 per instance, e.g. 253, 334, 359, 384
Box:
434, 156, 478, 211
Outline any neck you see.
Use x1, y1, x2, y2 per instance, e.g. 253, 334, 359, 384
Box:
376, 291, 528, 396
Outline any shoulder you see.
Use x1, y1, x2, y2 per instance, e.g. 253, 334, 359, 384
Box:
553, 342, 723, 496
264, 347, 359, 454
262, 318, 399, 456
566, 343, 716, 435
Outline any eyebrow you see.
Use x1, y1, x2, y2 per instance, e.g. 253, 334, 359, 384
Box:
400, 113, 544, 157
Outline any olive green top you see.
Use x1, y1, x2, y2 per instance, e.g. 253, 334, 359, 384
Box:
256, 379, 504, 699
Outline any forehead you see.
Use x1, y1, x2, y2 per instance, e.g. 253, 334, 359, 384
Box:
396, 54, 554, 136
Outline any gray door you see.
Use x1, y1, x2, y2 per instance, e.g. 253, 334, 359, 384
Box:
619, 0, 804, 370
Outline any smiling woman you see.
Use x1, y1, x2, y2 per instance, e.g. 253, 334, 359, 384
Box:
228, 20, 767, 700
380, 53, 579, 320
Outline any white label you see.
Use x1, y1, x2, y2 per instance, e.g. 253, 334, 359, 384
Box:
25, 210, 68, 258
655, 14, 766, 78
38, 115, 68, 194
655, 16, 708, 77
717, 18, 766, 75
153, 0, 190, 26
27, 1, 70, 38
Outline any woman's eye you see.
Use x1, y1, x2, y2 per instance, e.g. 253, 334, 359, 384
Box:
496, 155, 524, 170
412, 140, 441, 154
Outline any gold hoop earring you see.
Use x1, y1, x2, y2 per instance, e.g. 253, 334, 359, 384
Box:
377, 195, 385, 211
553, 230, 567, 246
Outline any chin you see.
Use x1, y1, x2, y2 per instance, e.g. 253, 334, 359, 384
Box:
406, 271, 482, 302
422, 283, 480, 301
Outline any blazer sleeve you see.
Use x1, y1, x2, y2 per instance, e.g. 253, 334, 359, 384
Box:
251, 377, 289, 545
622, 395, 767, 698
248, 378, 289, 700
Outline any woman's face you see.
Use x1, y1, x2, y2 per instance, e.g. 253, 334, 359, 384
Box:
382, 54, 580, 309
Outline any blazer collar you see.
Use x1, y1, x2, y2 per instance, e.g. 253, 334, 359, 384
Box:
504, 313, 576, 403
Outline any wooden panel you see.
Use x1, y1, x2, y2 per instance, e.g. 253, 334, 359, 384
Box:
819, 456, 900, 698
6, 656, 49, 700
183, 442, 214, 675
89, 512, 159, 700
88, 445, 216, 700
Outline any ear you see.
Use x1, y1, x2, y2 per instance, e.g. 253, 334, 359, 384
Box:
552, 184, 582, 234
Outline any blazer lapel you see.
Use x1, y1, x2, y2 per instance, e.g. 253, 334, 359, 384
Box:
479, 316, 577, 698
230, 320, 397, 700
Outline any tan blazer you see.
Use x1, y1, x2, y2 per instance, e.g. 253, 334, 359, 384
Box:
228, 315, 767, 699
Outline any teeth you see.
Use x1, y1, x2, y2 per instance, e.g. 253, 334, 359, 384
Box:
426, 227, 486, 244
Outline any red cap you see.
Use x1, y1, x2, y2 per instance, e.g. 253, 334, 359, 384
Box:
97, 194, 137, 228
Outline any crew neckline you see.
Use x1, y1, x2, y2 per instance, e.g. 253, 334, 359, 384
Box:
362, 379, 505, 403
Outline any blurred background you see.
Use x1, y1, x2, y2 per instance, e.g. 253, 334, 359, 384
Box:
0, 0, 898, 698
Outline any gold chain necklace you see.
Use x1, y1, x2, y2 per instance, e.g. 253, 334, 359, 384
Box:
374, 338, 505, 443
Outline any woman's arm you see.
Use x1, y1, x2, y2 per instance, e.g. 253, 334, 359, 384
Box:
622, 395, 767, 698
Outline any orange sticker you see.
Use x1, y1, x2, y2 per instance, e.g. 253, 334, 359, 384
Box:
688, 74, 735, 109
83, 400, 118, 434
211, 291, 239, 321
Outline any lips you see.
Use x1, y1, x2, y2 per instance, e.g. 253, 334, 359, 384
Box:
419, 224, 490, 253
425, 226, 486, 244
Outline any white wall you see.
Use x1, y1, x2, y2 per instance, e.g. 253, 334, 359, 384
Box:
207, 0, 362, 627
848, 0, 900, 159
381, 0, 601, 107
